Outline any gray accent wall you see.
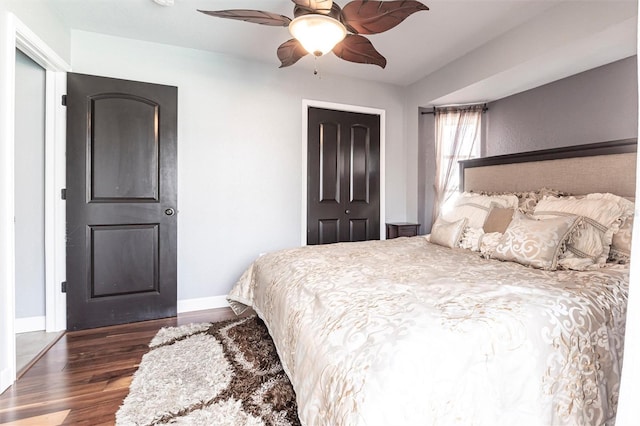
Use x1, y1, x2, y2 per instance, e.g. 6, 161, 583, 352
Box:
14, 49, 46, 321
419, 56, 638, 232
486, 56, 638, 156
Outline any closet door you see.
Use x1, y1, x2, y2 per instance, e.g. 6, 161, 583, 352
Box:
307, 107, 380, 245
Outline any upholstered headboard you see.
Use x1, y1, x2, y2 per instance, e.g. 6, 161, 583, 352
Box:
459, 139, 637, 197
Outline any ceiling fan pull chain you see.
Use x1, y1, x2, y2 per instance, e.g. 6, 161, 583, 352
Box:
314, 55, 322, 79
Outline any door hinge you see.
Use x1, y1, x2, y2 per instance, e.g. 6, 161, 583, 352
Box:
61, 94, 67, 106
61, 281, 67, 293
61, 188, 67, 200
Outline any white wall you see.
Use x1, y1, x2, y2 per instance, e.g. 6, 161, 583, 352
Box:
69, 31, 407, 302
0, 0, 69, 63
14, 48, 46, 320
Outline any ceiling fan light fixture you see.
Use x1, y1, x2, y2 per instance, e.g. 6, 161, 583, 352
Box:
289, 14, 347, 57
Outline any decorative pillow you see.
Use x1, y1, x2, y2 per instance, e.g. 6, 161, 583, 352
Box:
483, 207, 514, 234
586, 192, 634, 216
533, 196, 625, 269
610, 216, 633, 263
479, 232, 503, 257
430, 217, 467, 248
459, 226, 485, 251
589, 194, 635, 264
443, 192, 518, 229
479, 188, 571, 214
492, 212, 581, 270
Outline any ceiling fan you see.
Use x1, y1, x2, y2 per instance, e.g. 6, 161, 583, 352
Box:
198, 0, 429, 69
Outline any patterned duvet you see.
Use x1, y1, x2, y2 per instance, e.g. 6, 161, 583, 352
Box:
228, 236, 629, 426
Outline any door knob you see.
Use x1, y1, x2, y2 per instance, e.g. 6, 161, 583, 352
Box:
345, 209, 351, 214
165, 208, 175, 216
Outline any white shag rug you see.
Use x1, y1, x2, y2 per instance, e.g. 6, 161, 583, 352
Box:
115, 316, 299, 426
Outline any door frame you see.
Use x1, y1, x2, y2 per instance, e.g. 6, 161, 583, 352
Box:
0, 12, 69, 392
301, 99, 386, 246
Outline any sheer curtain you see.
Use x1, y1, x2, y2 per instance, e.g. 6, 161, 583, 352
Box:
432, 105, 483, 223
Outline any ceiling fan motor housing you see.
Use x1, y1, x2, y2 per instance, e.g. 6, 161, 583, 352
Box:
293, 4, 342, 19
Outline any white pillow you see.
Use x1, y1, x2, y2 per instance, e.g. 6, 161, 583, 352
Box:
459, 227, 485, 251
588, 194, 635, 264
610, 216, 633, 263
533, 195, 625, 269
492, 212, 581, 270
443, 192, 519, 229
430, 217, 467, 248
479, 232, 503, 257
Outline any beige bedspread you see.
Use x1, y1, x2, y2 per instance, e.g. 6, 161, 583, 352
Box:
228, 237, 629, 426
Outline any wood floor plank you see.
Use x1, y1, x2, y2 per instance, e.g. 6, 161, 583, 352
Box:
0, 308, 239, 424
0, 409, 69, 426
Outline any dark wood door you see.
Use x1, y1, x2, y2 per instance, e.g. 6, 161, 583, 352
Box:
66, 73, 177, 330
307, 107, 380, 245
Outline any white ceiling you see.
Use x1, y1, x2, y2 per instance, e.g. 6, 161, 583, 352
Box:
48, 0, 637, 88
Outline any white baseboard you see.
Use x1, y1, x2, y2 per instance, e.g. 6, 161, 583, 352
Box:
0, 367, 14, 394
177, 295, 229, 314
15, 316, 45, 333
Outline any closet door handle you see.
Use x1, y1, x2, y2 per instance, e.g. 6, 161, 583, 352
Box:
164, 208, 175, 216
345, 209, 351, 214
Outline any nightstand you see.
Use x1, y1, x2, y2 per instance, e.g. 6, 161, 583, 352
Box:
386, 222, 420, 239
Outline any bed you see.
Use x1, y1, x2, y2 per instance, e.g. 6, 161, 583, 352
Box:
228, 139, 636, 426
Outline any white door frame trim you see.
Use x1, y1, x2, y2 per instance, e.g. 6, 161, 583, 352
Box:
301, 99, 386, 246
0, 12, 69, 393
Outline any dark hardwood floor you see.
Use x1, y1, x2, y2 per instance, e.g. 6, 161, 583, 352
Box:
0, 307, 240, 425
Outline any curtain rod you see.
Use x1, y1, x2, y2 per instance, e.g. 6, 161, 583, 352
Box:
421, 103, 488, 115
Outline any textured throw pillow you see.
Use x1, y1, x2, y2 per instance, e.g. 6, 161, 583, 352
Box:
591, 194, 635, 264
492, 212, 581, 270
430, 217, 467, 248
443, 192, 519, 229
534, 195, 625, 270
610, 216, 633, 263
459, 226, 485, 251
479, 188, 571, 214
483, 207, 514, 234
479, 232, 503, 258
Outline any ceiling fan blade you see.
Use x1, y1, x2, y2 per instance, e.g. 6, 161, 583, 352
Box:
291, 0, 333, 15
332, 34, 386, 68
198, 9, 291, 27
277, 39, 309, 68
340, 1, 428, 34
